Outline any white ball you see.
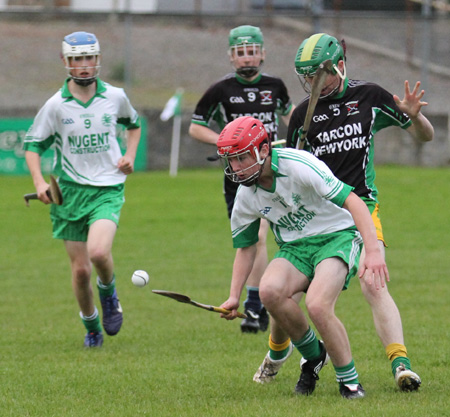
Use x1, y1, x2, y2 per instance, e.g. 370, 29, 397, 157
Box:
131, 270, 149, 287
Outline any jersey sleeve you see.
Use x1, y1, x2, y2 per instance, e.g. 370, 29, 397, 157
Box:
277, 80, 294, 116
191, 81, 223, 127
231, 218, 261, 248
23, 97, 58, 155
117, 90, 140, 129
230, 188, 261, 248
371, 84, 412, 133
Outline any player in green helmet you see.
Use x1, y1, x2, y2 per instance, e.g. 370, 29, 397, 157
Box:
228, 25, 265, 79
189, 25, 295, 334
253, 32, 433, 394
294, 32, 346, 97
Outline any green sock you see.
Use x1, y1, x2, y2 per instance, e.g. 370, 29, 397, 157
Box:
268, 336, 292, 360
97, 275, 115, 297
334, 359, 359, 385
80, 307, 102, 333
391, 357, 411, 376
270, 345, 291, 361
292, 327, 321, 360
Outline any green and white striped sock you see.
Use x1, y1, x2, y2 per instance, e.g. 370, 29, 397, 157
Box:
97, 275, 115, 297
334, 359, 359, 385
292, 327, 321, 360
80, 307, 102, 333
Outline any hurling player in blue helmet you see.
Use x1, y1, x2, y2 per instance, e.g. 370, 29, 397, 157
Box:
24, 31, 141, 348
189, 25, 295, 334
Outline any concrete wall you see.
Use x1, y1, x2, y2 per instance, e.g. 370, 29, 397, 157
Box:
5, 107, 448, 171
143, 109, 449, 171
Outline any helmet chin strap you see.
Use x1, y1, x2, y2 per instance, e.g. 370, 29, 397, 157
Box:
241, 163, 264, 186
236, 59, 264, 79
236, 66, 259, 78
72, 76, 97, 87
333, 61, 346, 82
242, 148, 266, 186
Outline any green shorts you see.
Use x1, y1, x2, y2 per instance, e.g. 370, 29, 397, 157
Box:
50, 179, 125, 242
273, 228, 363, 290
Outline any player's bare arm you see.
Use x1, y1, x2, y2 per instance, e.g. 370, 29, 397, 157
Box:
25, 150, 52, 204
221, 245, 257, 320
394, 80, 434, 143
343, 192, 389, 290
118, 126, 141, 175
188, 123, 220, 145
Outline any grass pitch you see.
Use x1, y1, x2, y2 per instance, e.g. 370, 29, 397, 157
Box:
1, 167, 449, 417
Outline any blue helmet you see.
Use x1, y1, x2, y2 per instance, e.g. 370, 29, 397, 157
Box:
62, 31, 101, 86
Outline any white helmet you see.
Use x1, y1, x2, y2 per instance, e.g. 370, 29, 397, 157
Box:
62, 31, 101, 86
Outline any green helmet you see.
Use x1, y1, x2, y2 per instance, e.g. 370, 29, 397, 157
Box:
228, 25, 264, 47
294, 33, 344, 77
228, 25, 264, 78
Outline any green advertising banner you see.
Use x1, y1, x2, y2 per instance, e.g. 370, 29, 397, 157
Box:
0, 118, 148, 175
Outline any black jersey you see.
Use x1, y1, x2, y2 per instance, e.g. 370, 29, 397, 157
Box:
191, 72, 292, 142
287, 79, 411, 202
192, 72, 293, 216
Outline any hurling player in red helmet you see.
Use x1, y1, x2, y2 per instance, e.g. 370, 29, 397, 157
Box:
217, 116, 390, 399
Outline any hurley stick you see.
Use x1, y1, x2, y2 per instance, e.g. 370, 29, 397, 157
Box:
152, 289, 247, 319
296, 59, 334, 150
24, 175, 63, 207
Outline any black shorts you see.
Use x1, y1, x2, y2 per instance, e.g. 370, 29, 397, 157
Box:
223, 175, 239, 219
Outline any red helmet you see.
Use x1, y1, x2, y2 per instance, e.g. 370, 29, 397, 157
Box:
217, 116, 268, 158
217, 116, 269, 185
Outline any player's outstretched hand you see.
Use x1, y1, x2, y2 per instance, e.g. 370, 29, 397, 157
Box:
393, 80, 428, 118
220, 296, 240, 320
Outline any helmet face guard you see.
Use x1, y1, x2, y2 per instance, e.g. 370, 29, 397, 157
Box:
297, 62, 346, 98
229, 43, 264, 78
228, 25, 264, 79
62, 31, 101, 86
294, 33, 346, 97
217, 116, 269, 186
222, 147, 265, 186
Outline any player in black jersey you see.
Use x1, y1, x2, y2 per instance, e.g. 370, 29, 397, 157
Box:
254, 33, 433, 394
189, 25, 294, 333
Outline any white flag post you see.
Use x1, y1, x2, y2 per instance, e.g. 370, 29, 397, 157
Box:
160, 88, 184, 177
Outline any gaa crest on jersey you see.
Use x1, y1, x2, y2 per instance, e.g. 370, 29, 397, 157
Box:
102, 113, 113, 127
292, 193, 302, 206
230, 96, 245, 103
345, 101, 359, 116
260, 90, 273, 105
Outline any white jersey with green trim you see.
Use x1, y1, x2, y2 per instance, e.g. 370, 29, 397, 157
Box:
231, 149, 356, 248
24, 79, 140, 186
